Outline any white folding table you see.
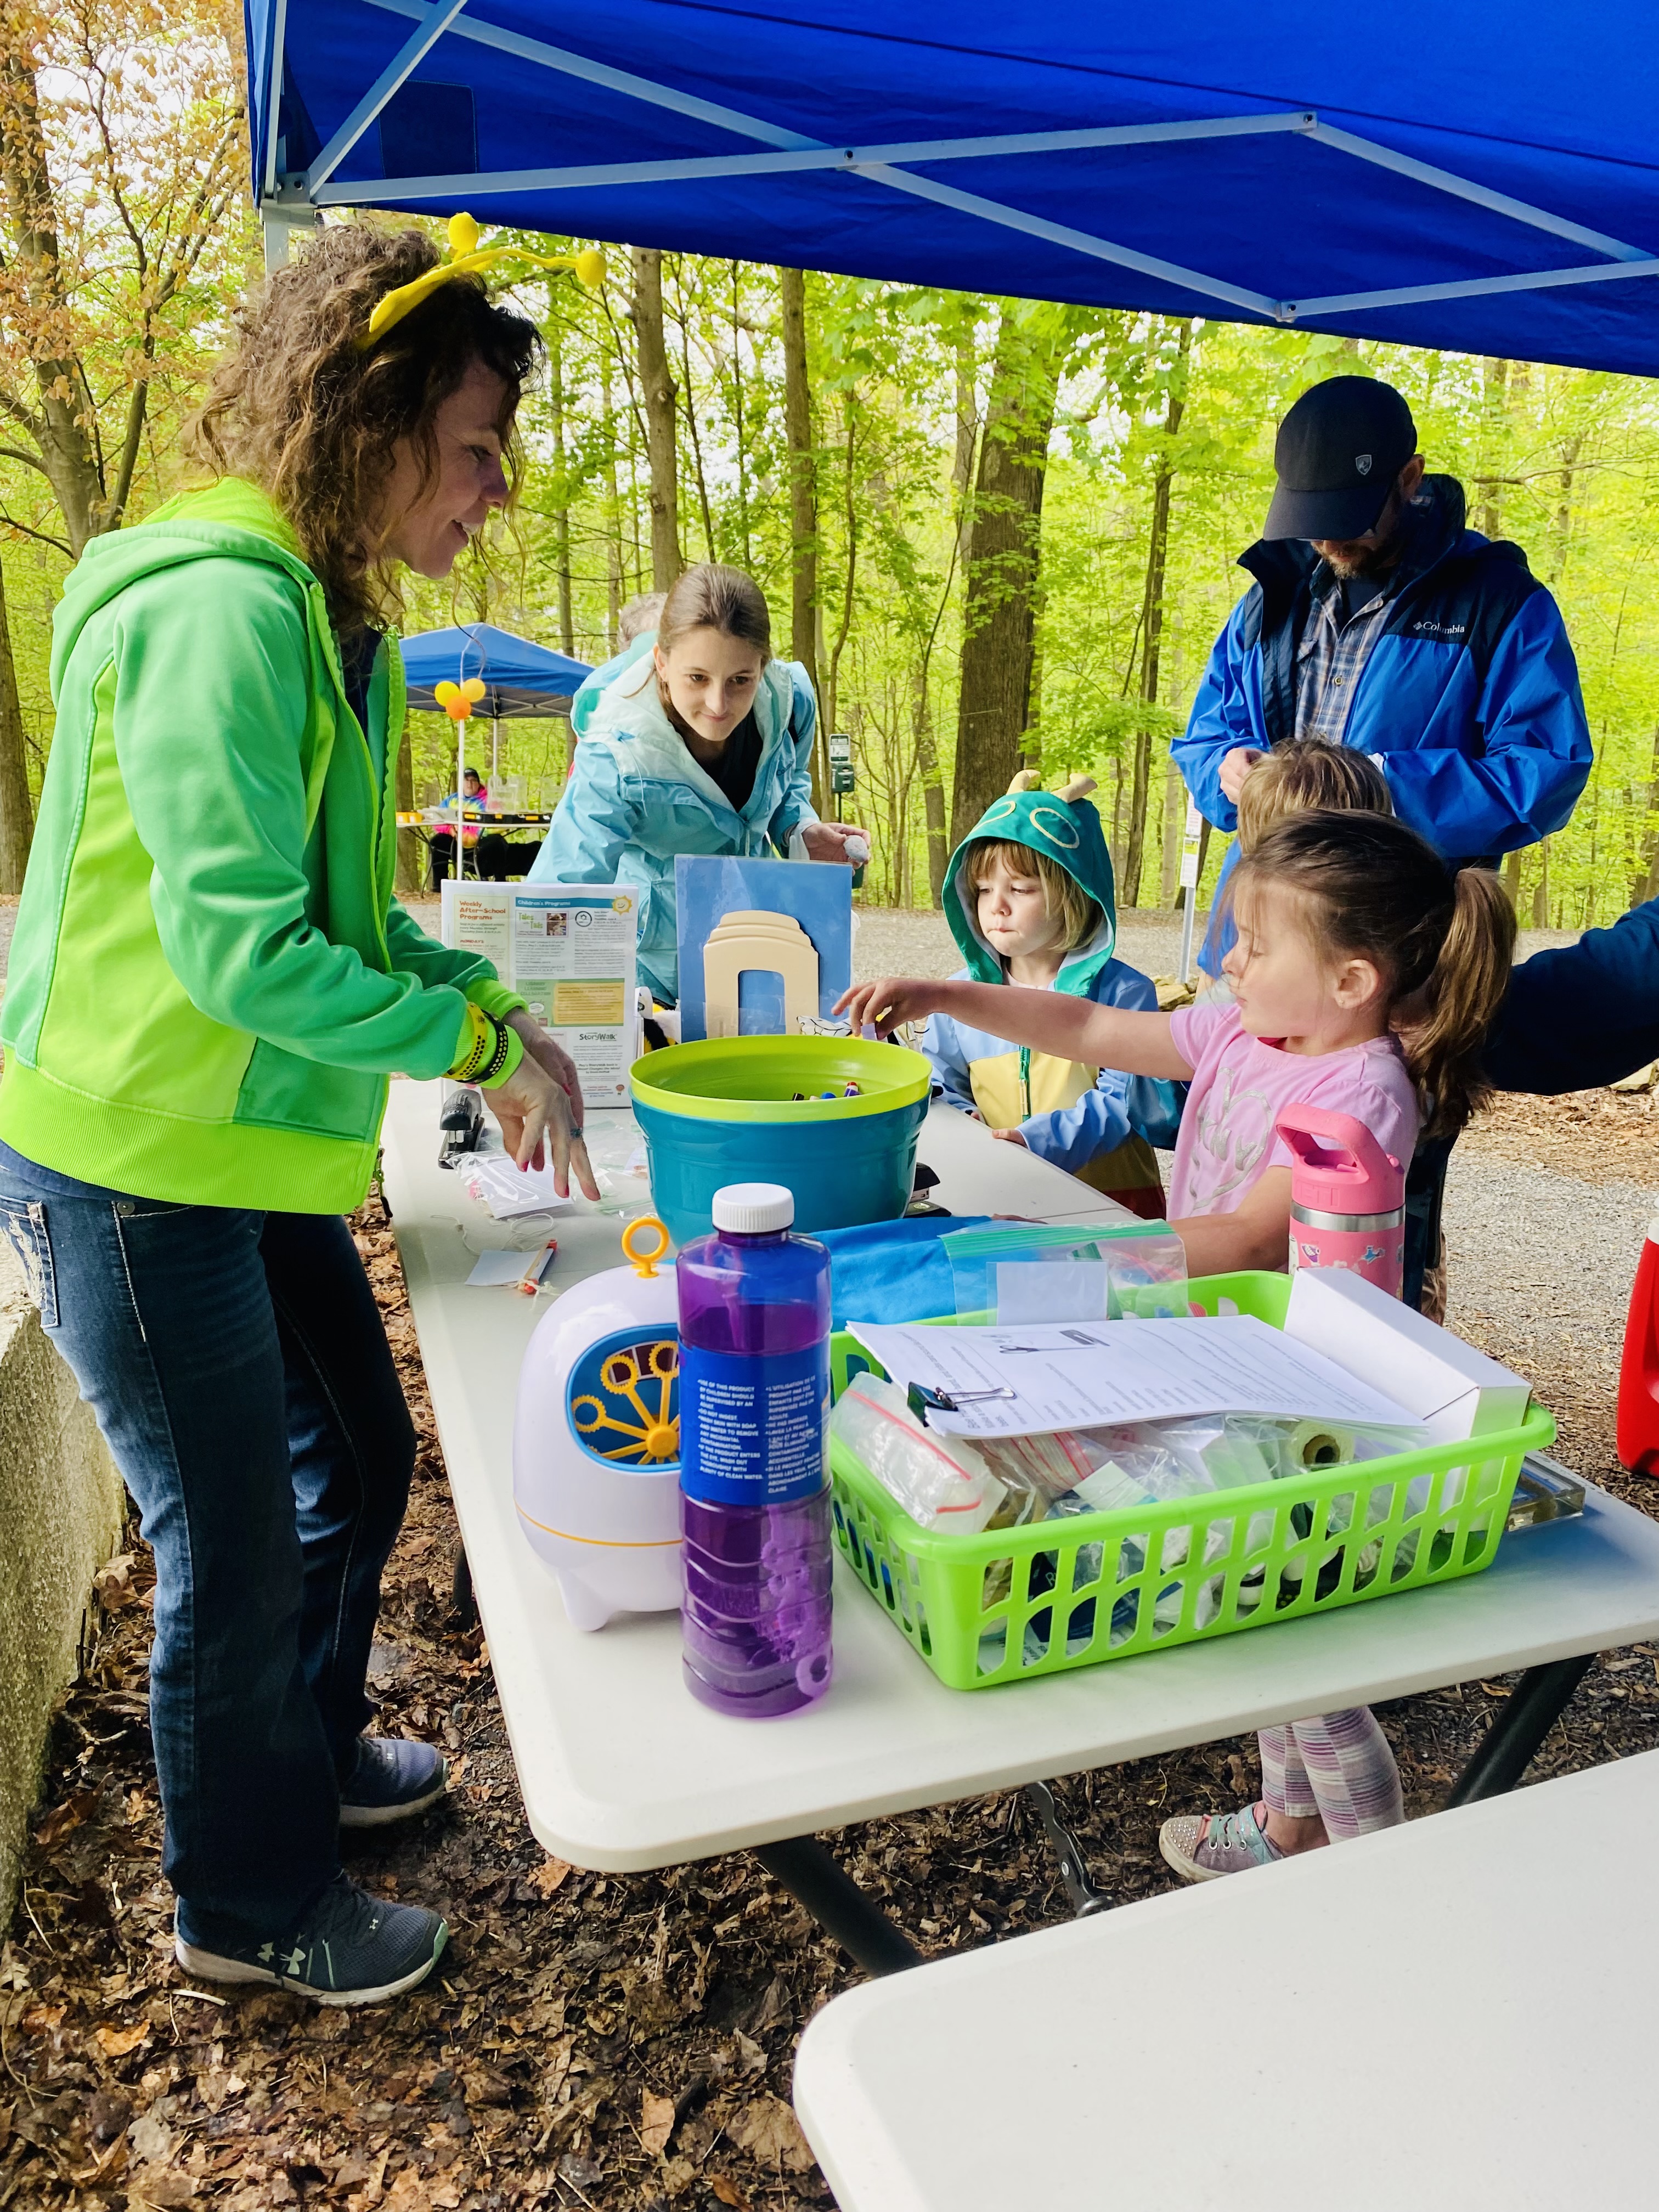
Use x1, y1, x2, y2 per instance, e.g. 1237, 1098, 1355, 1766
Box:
793, 1745, 1659, 2211
381, 1078, 1659, 1969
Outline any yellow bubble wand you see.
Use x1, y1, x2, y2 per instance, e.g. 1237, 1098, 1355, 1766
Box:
358, 211, 605, 350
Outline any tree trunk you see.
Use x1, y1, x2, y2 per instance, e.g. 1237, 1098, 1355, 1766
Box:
1635, 725, 1659, 906
1475, 358, 1510, 540
1122, 321, 1192, 907
1532, 837, 1551, 929
0, 562, 35, 891
823, 399, 859, 740
951, 312, 1068, 845
600, 352, 623, 653
912, 662, 949, 906
951, 317, 978, 563
547, 323, 575, 655
1023, 627, 1043, 774
730, 263, 751, 571
1549, 433, 1582, 588
780, 267, 822, 810
628, 247, 682, 592
1159, 751, 1183, 906
675, 272, 717, 561
0, 54, 107, 553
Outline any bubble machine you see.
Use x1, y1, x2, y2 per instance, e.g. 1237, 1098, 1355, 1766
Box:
512, 1215, 685, 1630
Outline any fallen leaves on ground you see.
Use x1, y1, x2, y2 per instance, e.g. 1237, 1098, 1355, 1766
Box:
4, 1125, 1659, 2209
639, 2090, 676, 2157
526, 1856, 573, 1898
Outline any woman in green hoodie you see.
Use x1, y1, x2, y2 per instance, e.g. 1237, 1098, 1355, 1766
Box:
0, 225, 591, 2005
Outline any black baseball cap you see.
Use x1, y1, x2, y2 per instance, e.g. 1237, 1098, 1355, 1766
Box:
1263, 376, 1419, 543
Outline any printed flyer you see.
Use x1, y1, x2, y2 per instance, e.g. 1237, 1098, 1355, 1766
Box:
439, 882, 638, 1104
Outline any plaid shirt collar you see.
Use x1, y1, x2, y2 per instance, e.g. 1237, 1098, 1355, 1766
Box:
1294, 565, 1397, 743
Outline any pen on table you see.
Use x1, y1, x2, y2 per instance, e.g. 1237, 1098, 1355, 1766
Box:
517, 1239, 558, 1295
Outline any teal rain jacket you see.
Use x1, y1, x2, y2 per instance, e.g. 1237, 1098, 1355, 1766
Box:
531, 635, 818, 1003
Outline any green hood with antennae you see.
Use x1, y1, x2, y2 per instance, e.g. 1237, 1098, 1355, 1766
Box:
942, 776, 1120, 997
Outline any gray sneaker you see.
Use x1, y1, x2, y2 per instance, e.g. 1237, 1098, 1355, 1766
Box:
338, 1735, 449, 1829
175, 1875, 449, 2006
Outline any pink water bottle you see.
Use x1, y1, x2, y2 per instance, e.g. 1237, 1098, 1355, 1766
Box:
1276, 1104, 1406, 1300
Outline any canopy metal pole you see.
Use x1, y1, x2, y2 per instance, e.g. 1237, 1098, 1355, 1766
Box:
1177, 799, 1203, 984
457, 714, 467, 881
491, 713, 500, 787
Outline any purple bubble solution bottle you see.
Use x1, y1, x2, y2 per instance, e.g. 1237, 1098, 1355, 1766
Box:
676, 1183, 834, 1717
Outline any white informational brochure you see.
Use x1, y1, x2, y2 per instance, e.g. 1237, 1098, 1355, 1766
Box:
847, 1316, 1424, 1438
439, 881, 637, 1107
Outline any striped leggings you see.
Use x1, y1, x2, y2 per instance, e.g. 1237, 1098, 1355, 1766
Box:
1259, 1706, 1404, 1841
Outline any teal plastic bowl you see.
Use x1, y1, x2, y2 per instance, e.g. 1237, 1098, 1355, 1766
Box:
630, 1036, 933, 1244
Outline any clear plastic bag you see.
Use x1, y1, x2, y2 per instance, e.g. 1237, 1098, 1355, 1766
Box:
941, 1222, 1192, 1325
830, 1373, 1013, 1534
1098, 1231, 1190, 1319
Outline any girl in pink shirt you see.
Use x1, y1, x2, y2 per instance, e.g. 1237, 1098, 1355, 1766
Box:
838, 807, 1515, 1876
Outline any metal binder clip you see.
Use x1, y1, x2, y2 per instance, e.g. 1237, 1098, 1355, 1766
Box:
905, 1380, 1014, 1425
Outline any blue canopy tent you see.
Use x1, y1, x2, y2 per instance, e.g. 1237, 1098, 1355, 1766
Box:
401, 621, 589, 720
401, 622, 590, 875
245, 2, 1659, 373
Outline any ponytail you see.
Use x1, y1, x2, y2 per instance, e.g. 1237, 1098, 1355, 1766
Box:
1235, 811, 1517, 1139
1402, 866, 1516, 1136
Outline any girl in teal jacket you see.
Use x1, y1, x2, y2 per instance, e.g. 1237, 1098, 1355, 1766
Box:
0, 224, 591, 2006
532, 563, 864, 1002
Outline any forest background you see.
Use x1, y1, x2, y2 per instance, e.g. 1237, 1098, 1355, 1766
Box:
4, 0, 1659, 926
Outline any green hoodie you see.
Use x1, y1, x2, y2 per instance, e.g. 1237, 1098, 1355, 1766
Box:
941, 780, 1121, 993
0, 478, 523, 1212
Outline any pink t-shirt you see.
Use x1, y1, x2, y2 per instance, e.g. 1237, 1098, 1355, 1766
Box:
1166, 1001, 1420, 1219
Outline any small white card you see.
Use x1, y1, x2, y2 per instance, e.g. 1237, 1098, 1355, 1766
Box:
466, 1248, 541, 1287
995, 1261, 1110, 1325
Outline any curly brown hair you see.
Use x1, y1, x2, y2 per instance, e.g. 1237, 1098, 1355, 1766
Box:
189, 225, 541, 632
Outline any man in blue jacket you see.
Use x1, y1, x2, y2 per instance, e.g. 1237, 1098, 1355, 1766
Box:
1175, 377, 1593, 1314
1173, 375, 1592, 872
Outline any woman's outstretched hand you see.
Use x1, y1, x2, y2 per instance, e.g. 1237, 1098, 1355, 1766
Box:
481, 1013, 600, 1196
801, 821, 867, 864
833, 976, 946, 1037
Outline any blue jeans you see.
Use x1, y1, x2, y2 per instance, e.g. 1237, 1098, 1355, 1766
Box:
0, 1144, 414, 1936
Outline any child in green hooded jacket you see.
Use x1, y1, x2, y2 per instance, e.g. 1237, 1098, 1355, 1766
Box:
922, 775, 1183, 1217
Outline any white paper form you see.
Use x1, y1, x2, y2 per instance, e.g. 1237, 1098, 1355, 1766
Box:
847, 1317, 1423, 1438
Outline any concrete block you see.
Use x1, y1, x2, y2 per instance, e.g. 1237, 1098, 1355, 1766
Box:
0, 1237, 124, 1933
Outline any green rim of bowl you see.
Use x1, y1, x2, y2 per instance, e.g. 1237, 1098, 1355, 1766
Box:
630, 1037, 933, 1123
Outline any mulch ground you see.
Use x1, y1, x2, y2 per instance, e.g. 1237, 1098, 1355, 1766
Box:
5, 1098, 1658, 2212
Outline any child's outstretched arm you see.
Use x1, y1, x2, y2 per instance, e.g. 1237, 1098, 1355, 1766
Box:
834, 977, 1193, 1082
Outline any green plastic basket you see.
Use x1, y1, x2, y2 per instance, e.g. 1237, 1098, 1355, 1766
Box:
827, 1271, 1556, 1691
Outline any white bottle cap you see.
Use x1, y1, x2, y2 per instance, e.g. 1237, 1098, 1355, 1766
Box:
712, 1182, 795, 1234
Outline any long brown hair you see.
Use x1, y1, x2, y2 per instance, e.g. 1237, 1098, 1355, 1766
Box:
1234, 809, 1516, 1136
189, 225, 540, 631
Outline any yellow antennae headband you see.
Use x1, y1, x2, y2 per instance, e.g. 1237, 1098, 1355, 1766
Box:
357, 212, 605, 351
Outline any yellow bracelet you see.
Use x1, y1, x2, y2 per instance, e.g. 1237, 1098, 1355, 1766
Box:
447, 1002, 495, 1082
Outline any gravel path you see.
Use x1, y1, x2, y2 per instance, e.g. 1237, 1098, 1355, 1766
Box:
1444, 1153, 1653, 1427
